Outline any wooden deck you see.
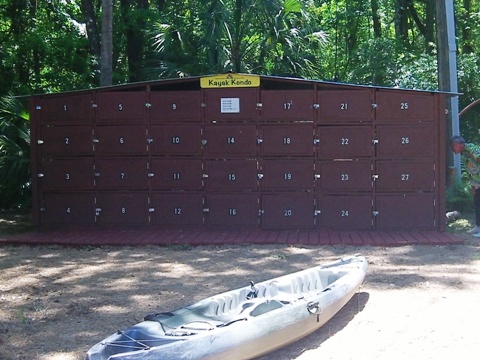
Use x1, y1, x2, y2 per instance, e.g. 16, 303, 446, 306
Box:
0, 228, 463, 247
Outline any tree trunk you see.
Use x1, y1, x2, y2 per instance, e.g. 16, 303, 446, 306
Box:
100, 0, 113, 86
462, 0, 473, 53
80, 0, 101, 61
371, 0, 381, 38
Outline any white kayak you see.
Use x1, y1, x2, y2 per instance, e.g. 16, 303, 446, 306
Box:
85, 255, 368, 360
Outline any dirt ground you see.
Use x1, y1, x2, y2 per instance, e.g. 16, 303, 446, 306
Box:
1, 214, 480, 360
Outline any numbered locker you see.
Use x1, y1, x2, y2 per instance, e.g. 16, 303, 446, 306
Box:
205, 88, 259, 121
206, 193, 259, 227
36, 93, 93, 123
151, 192, 204, 226
318, 126, 373, 158
151, 158, 203, 190
40, 125, 94, 156
261, 159, 314, 191
204, 124, 257, 157
96, 159, 149, 190
150, 124, 202, 155
96, 91, 147, 123
205, 160, 258, 191
39, 159, 94, 191
260, 124, 314, 156
375, 194, 435, 229
41, 193, 95, 225
96, 125, 148, 156
96, 193, 150, 225
375, 91, 435, 122
318, 195, 373, 229
318, 90, 373, 123
261, 90, 315, 121
375, 160, 434, 192
149, 91, 202, 122
261, 193, 315, 229
376, 123, 434, 158
317, 160, 373, 192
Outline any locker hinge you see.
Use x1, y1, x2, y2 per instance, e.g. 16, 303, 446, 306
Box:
94, 173, 100, 177
257, 138, 263, 144
201, 103, 206, 108
372, 211, 379, 216
201, 139, 207, 145
258, 173, 264, 179
145, 103, 152, 108
371, 103, 378, 109
256, 103, 262, 109
37, 173, 44, 177
40, 207, 46, 212
314, 210, 321, 216
313, 103, 320, 109
93, 139, 99, 143
37, 140, 44, 145
313, 139, 320, 144
148, 173, 154, 177
148, 208, 155, 212
95, 208, 102, 216
147, 138, 153, 144
203, 208, 210, 212
372, 174, 378, 180
202, 174, 209, 178
35, 105, 42, 110
258, 209, 264, 216
315, 174, 321, 179
372, 139, 378, 144
92, 103, 97, 108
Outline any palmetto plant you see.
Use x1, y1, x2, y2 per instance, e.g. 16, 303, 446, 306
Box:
0, 95, 31, 210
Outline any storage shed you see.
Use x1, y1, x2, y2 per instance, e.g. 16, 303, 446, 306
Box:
30, 74, 447, 232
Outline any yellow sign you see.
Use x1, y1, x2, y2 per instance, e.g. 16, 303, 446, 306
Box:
200, 73, 260, 88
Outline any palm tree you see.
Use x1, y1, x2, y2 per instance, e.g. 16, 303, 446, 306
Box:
0, 95, 31, 210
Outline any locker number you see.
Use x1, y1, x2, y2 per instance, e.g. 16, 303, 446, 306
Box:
229, 208, 237, 216
228, 174, 236, 181
174, 208, 182, 215
173, 173, 181, 180
283, 101, 292, 110
400, 102, 409, 110
283, 137, 292, 144
341, 210, 349, 217
172, 103, 177, 110
63, 105, 68, 111
401, 174, 410, 181
401, 137, 410, 144
340, 103, 348, 110
284, 209, 293, 217
65, 137, 70, 145
121, 207, 126, 214
118, 103, 123, 111
284, 173, 292, 180
65, 173, 70, 180
227, 137, 235, 144
341, 138, 349, 145
66, 207, 71, 213
120, 172, 125, 179
119, 137, 125, 144
172, 136, 181, 144
341, 173, 349, 181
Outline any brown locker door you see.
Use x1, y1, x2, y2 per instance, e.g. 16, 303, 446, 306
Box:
205, 88, 259, 121
150, 124, 202, 155
40, 159, 94, 191
376, 123, 434, 158
96, 125, 148, 156
318, 126, 373, 158
319, 90, 372, 123
151, 193, 204, 226
96, 159, 149, 190
318, 195, 373, 229
376, 160, 434, 192
375, 194, 435, 229
96, 91, 147, 123
318, 160, 373, 192
41, 193, 95, 225
376, 91, 435, 122
262, 193, 314, 229
151, 158, 203, 190
206, 193, 259, 227
260, 124, 314, 156
40, 125, 93, 156
149, 91, 202, 122
96, 193, 150, 225
37, 93, 92, 123
261, 90, 314, 121
261, 159, 314, 191
205, 160, 258, 191
204, 124, 257, 157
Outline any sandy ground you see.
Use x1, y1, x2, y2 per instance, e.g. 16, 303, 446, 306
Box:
1, 230, 479, 360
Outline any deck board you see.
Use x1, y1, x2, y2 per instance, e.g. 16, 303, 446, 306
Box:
0, 228, 463, 247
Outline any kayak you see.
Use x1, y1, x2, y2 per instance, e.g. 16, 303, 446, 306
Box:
85, 255, 368, 360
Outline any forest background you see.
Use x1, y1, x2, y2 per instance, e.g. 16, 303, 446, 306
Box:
1, 0, 480, 210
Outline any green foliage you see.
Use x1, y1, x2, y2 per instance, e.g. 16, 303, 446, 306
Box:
446, 179, 473, 213
0, 95, 31, 210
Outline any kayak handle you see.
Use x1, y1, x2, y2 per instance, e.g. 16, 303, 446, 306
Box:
307, 301, 322, 315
